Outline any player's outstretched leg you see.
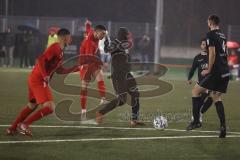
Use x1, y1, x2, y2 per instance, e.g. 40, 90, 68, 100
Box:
6, 103, 37, 136
80, 81, 88, 121
96, 94, 125, 124
197, 92, 213, 122
201, 96, 213, 114
18, 101, 54, 137
200, 92, 208, 101
186, 85, 205, 131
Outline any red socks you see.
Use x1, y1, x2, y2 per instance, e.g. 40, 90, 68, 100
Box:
80, 81, 105, 110
10, 106, 33, 130
80, 89, 87, 110
98, 80, 106, 98
24, 106, 53, 126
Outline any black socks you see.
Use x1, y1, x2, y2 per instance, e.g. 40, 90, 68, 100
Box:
201, 97, 213, 114
215, 101, 226, 127
192, 97, 202, 124
132, 99, 140, 120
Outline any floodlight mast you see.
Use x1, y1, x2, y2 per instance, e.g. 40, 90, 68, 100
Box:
154, 0, 164, 73
4, 0, 9, 31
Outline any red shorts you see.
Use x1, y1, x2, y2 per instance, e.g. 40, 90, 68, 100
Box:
79, 64, 101, 82
28, 77, 53, 104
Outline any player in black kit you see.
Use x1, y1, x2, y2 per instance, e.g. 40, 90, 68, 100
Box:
186, 15, 230, 138
95, 27, 145, 127
187, 38, 213, 123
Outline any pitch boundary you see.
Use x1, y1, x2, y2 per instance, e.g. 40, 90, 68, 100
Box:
1, 135, 240, 144
1, 124, 240, 135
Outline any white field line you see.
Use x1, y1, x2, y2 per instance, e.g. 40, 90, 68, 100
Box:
0, 135, 240, 144
1, 124, 240, 135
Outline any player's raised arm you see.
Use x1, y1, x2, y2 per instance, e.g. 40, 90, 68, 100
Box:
85, 19, 92, 35
188, 56, 198, 82
55, 65, 80, 74
207, 46, 216, 72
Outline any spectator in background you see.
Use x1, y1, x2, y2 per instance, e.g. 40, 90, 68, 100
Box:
20, 30, 31, 68
3, 27, 16, 67
138, 34, 151, 71
0, 32, 6, 66
28, 30, 40, 68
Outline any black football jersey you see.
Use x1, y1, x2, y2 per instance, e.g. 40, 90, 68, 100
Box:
188, 53, 208, 82
206, 29, 229, 75
104, 39, 131, 75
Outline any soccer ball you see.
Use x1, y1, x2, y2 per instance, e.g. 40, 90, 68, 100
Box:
153, 116, 168, 130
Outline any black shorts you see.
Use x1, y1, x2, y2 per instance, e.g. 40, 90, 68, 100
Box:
199, 73, 230, 93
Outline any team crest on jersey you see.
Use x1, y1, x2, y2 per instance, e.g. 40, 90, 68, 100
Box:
201, 63, 208, 69
119, 40, 133, 50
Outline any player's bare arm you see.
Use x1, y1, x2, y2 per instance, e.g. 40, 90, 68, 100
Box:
202, 46, 215, 76
56, 65, 80, 74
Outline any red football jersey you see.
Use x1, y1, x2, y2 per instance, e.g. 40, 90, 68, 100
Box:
30, 43, 63, 82
80, 30, 99, 56
79, 28, 103, 66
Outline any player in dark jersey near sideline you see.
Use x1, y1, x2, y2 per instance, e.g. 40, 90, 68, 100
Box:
187, 38, 213, 122
186, 15, 230, 138
6, 29, 79, 137
95, 27, 144, 127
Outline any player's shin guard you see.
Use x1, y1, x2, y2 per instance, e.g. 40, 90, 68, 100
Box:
24, 106, 53, 126
10, 106, 34, 130
98, 80, 106, 98
80, 89, 88, 110
192, 97, 202, 123
215, 101, 226, 127
201, 97, 213, 114
131, 99, 140, 120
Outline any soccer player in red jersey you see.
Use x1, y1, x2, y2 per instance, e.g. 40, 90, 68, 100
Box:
6, 28, 79, 136
79, 21, 107, 120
